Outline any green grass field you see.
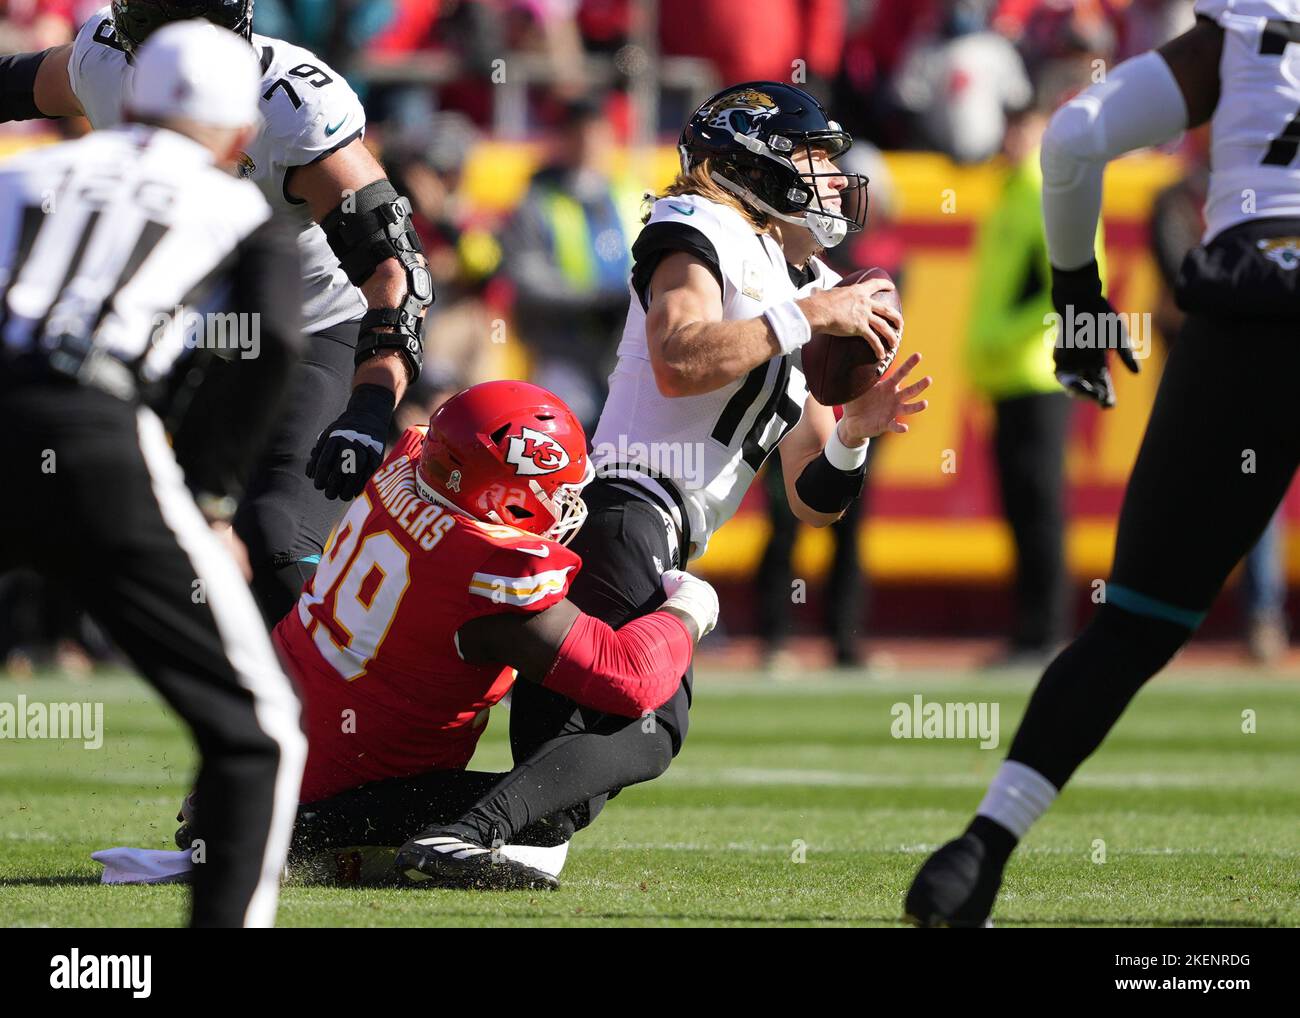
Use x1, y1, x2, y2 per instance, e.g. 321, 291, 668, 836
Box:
2, 667, 1299, 927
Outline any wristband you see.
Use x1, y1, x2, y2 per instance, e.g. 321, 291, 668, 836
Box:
825, 425, 869, 472
763, 299, 812, 355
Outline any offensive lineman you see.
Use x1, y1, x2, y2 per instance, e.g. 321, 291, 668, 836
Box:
411, 83, 933, 880
0, 0, 434, 622
0, 22, 305, 927
906, 1, 1300, 926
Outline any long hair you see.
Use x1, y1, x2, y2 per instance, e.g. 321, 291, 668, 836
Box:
643, 158, 769, 232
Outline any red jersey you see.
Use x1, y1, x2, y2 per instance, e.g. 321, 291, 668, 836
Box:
274, 427, 581, 802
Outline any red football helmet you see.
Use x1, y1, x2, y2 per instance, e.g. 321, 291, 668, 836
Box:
417, 380, 594, 544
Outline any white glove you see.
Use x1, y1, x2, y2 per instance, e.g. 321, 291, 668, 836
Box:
660, 569, 719, 639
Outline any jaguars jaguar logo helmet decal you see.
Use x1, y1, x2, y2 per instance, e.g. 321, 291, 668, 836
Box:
1257, 237, 1300, 270
704, 88, 779, 137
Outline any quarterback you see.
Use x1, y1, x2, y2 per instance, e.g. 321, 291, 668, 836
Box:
415, 82, 933, 881
0, 0, 434, 621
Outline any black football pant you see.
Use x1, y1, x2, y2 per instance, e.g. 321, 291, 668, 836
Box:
1005, 221, 1300, 792
234, 321, 357, 628
436, 481, 688, 846
0, 381, 306, 927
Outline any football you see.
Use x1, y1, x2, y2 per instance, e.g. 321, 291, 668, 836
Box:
801, 267, 902, 405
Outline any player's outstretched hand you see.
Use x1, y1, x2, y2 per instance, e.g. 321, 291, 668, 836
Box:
839, 351, 931, 442
661, 569, 720, 641
1049, 260, 1140, 410
306, 383, 395, 500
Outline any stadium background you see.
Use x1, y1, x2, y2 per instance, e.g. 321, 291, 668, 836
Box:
0, 0, 1286, 666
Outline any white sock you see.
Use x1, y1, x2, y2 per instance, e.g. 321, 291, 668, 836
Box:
499, 840, 569, 878
975, 760, 1058, 839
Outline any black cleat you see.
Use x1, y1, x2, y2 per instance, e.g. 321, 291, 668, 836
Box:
174, 791, 197, 851
396, 831, 559, 891
903, 834, 1002, 928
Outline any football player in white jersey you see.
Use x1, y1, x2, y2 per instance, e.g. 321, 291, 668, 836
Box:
401, 83, 934, 886
906, 2, 1300, 927
0, 0, 434, 623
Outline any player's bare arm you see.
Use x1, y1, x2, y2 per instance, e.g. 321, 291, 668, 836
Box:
34, 44, 83, 117
455, 571, 718, 718
1158, 19, 1224, 128
0, 43, 82, 120
645, 252, 901, 398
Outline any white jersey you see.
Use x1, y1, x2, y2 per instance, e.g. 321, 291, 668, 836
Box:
590, 193, 839, 560
0, 124, 269, 380
1195, 0, 1300, 239
68, 7, 367, 333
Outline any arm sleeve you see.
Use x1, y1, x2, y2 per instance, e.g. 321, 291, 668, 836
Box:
1040, 51, 1188, 270
542, 609, 694, 717
170, 210, 305, 500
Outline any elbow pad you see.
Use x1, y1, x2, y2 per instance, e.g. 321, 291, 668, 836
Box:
320, 179, 434, 381
543, 611, 693, 717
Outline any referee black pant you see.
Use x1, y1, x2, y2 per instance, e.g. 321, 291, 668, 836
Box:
0, 380, 306, 927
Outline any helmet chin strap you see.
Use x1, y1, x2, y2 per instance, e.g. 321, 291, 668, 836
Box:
708, 171, 848, 249
807, 213, 848, 248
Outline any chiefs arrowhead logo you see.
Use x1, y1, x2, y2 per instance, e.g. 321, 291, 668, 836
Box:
504, 426, 571, 476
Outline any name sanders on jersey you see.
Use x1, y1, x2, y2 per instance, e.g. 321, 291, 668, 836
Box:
368, 456, 457, 551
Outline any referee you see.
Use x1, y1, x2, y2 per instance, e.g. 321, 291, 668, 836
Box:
0, 22, 306, 927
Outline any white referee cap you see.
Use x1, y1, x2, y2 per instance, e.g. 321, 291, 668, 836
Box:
126, 20, 261, 129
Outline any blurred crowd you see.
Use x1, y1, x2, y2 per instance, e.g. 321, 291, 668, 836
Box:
0, 1, 1197, 149
5, 0, 1279, 677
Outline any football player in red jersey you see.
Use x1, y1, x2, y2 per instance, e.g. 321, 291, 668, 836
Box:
271, 380, 719, 888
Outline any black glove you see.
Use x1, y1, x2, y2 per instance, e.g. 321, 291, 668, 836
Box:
306, 384, 395, 500
1050, 260, 1140, 409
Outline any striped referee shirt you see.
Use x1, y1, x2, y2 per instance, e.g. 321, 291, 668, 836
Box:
0, 123, 272, 382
